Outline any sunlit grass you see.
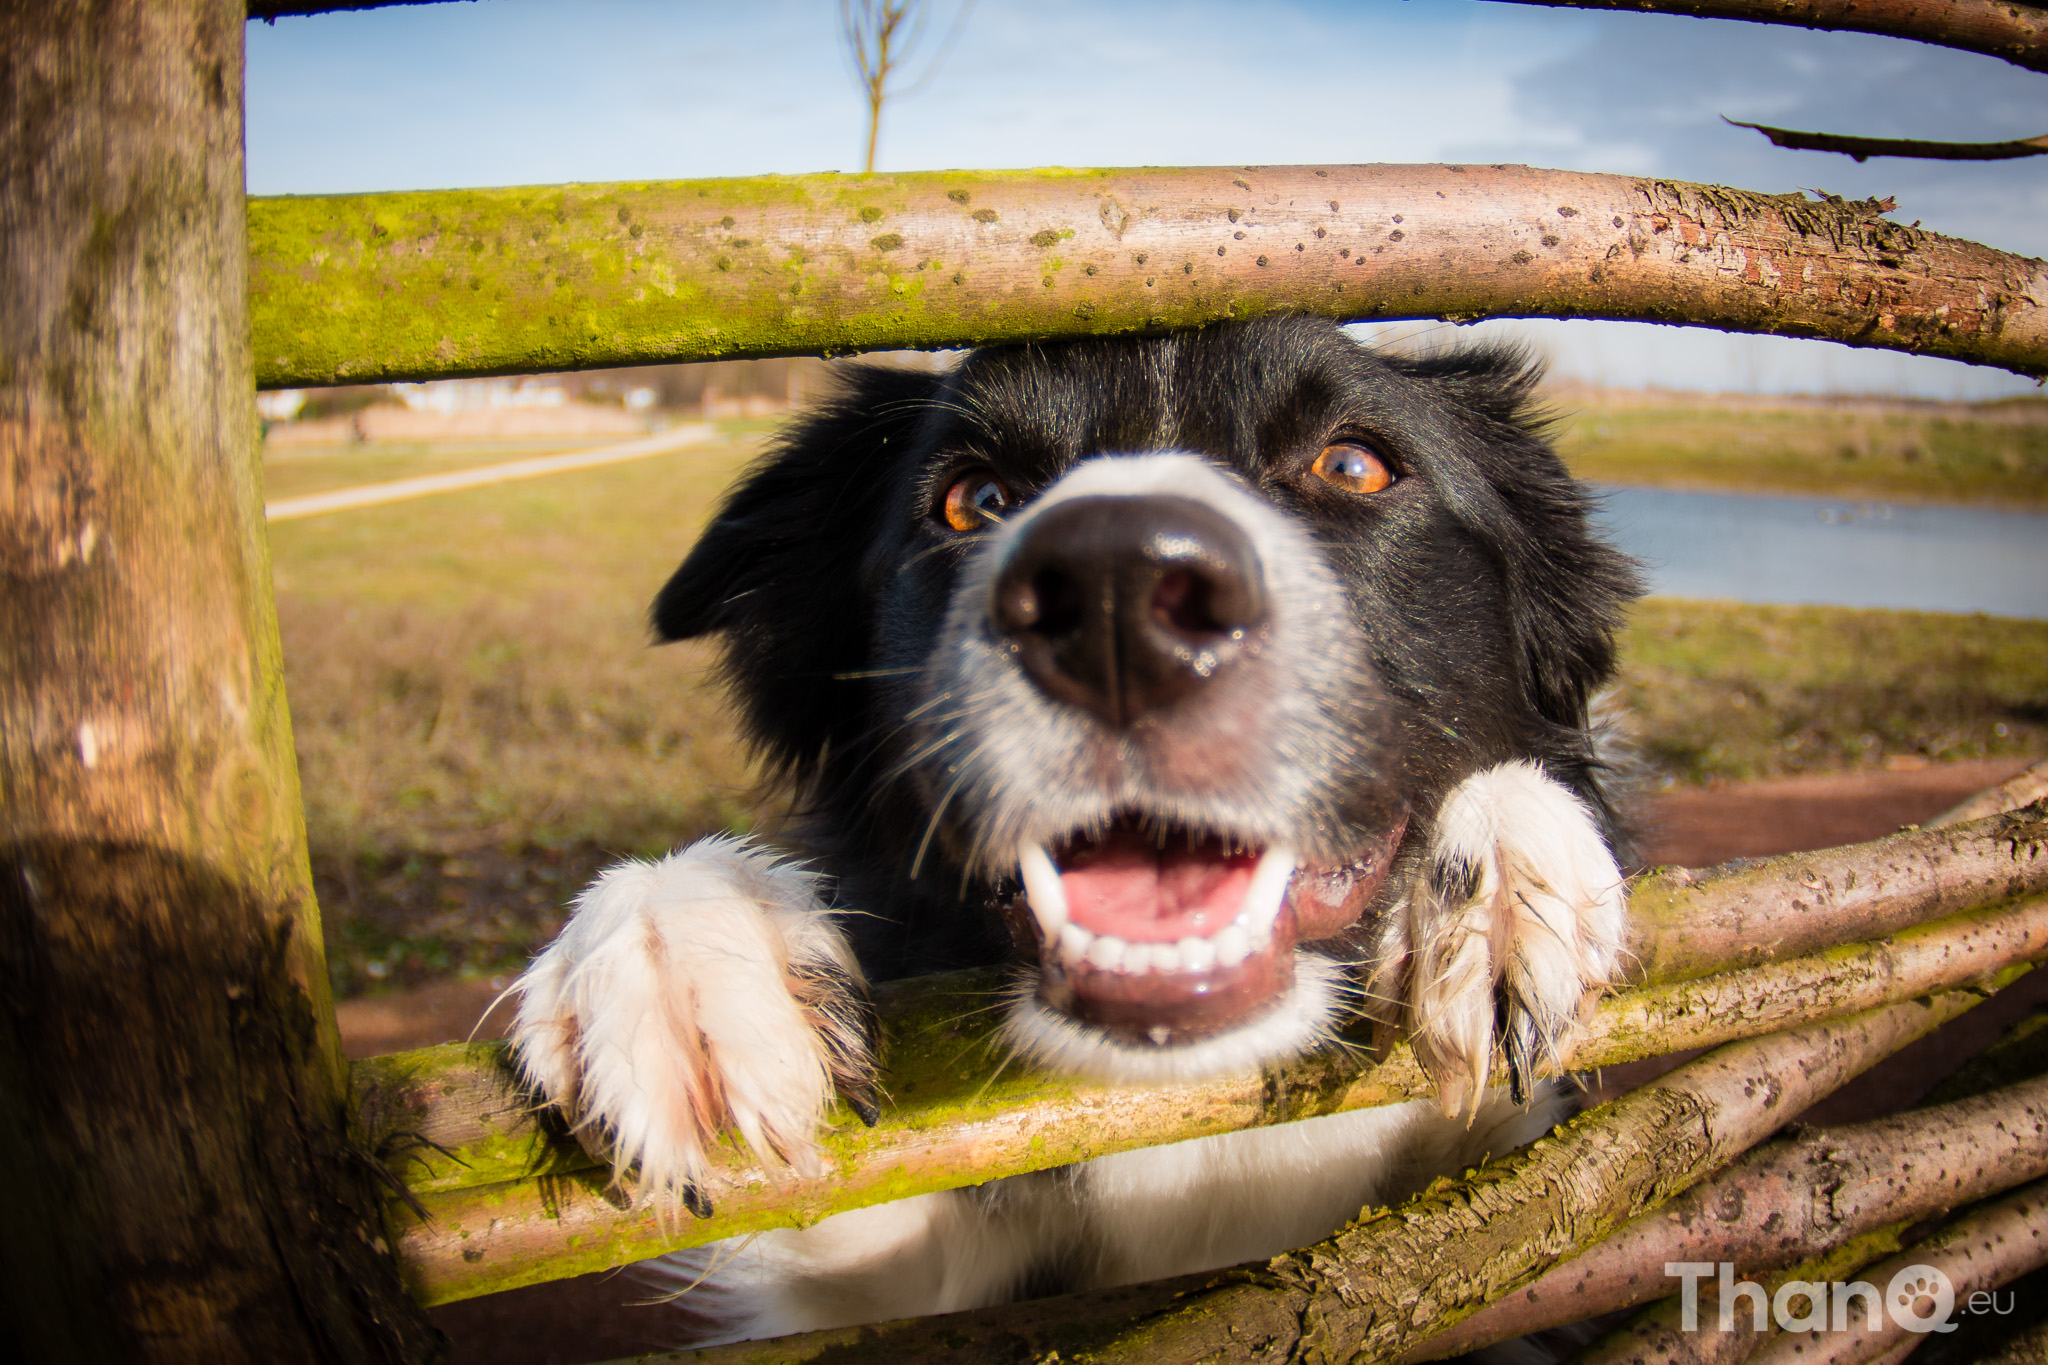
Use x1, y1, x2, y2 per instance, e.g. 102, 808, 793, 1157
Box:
1552, 395, 2048, 508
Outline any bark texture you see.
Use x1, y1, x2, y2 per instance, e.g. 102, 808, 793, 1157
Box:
0, 3, 440, 1360
245, 165, 2048, 388
1750, 1179, 2048, 1363
1491, 0, 2048, 73
1931, 760, 2048, 829
1406, 1071, 2048, 1358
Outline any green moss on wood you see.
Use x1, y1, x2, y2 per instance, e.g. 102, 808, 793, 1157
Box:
248, 166, 2048, 389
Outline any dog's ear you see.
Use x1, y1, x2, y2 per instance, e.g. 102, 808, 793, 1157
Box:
652, 362, 944, 778
1395, 343, 1643, 729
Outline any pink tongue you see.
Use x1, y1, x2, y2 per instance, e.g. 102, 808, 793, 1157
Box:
1059, 828, 1259, 943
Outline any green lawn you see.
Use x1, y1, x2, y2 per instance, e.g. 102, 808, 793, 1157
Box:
266, 419, 2048, 995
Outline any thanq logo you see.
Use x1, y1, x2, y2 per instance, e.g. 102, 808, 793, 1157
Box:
1664, 1262, 2011, 1334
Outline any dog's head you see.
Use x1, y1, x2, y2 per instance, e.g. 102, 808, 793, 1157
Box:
655, 319, 1637, 1079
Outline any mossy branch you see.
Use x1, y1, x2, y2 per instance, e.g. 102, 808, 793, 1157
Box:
1405, 1069, 2048, 1359
247, 165, 2048, 388
641, 993, 1990, 1364
1747, 1177, 2048, 1363
357, 806, 2048, 1305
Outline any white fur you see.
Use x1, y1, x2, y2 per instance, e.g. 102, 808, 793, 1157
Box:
1397, 761, 1628, 1120
509, 836, 864, 1200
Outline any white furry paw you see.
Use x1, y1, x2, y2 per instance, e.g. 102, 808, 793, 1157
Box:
509, 836, 874, 1211
1398, 761, 1627, 1120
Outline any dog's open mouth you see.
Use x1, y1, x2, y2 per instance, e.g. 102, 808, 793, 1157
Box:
1016, 815, 1406, 1047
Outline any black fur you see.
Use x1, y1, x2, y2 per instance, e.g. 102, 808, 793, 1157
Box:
654, 318, 1640, 981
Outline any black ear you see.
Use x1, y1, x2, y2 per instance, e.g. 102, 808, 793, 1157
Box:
652, 362, 944, 779
1393, 342, 1643, 728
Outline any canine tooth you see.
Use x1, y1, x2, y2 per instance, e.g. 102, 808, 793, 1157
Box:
1086, 934, 1128, 972
1018, 842, 1068, 938
1059, 922, 1093, 964
1178, 936, 1216, 973
1240, 847, 1298, 941
1150, 942, 1182, 974
1213, 924, 1251, 968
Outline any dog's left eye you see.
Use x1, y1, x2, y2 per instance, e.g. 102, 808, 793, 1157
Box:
940, 469, 1015, 531
1311, 442, 1395, 495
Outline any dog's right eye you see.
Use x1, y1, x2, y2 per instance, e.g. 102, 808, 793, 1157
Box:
1311, 442, 1395, 495
939, 469, 1014, 531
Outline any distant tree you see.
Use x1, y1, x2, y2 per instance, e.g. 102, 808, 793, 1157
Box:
840, 0, 972, 173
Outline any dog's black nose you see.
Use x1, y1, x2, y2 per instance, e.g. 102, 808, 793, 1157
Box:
990, 495, 1267, 726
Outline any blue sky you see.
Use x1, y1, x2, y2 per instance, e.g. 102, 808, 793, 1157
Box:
247, 0, 2045, 398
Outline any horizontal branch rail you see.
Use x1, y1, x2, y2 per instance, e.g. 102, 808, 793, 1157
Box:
247, 164, 2048, 389
1748, 1177, 2048, 1364
651, 992, 1999, 1365
1490, 0, 2048, 74
354, 803, 2047, 1304
1408, 1068, 2048, 1357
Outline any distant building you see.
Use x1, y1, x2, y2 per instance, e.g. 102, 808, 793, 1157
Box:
391, 377, 568, 414
256, 389, 307, 421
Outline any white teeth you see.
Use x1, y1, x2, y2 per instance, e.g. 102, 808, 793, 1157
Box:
1085, 934, 1128, 972
1018, 842, 1068, 939
1020, 838, 1299, 979
1242, 847, 1297, 942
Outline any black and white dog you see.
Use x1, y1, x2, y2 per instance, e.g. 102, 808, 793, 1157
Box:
511, 318, 1640, 1344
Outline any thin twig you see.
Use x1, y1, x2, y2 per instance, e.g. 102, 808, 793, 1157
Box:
1725, 117, 2048, 163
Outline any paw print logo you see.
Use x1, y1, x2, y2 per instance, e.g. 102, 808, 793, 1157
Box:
1886, 1265, 1957, 1334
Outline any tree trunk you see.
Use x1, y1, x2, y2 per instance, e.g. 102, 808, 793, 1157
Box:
0, 2, 441, 1360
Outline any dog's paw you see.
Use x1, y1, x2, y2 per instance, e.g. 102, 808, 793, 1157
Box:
1396, 761, 1627, 1120
509, 836, 874, 1209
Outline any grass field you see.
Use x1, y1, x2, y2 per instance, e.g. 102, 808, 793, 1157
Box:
1549, 389, 2048, 509
265, 410, 2048, 995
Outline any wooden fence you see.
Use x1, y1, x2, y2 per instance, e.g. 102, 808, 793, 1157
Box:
4, 1, 2047, 1362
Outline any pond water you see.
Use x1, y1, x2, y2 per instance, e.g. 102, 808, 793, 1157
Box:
1592, 485, 2048, 620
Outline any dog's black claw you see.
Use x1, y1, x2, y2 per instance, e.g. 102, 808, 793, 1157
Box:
845, 1091, 881, 1127
681, 1183, 714, 1220
1502, 1008, 1541, 1109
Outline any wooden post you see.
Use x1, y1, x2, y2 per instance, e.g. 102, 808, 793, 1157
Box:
0, 3, 441, 1360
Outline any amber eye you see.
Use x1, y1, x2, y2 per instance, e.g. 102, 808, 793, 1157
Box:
1311, 442, 1395, 494
940, 469, 1014, 531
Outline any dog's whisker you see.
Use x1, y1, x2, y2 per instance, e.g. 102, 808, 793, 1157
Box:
909, 760, 978, 880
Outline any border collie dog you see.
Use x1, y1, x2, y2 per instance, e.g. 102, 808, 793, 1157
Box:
512, 317, 1640, 1344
